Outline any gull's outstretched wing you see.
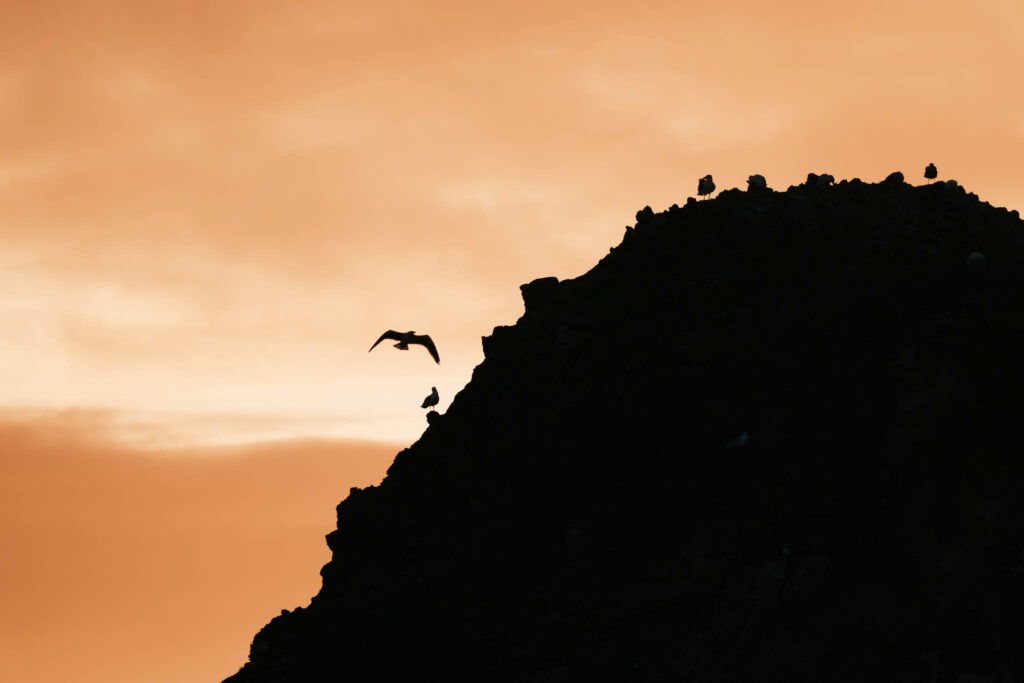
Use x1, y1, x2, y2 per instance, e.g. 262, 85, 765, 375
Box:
412, 334, 440, 363
369, 330, 403, 352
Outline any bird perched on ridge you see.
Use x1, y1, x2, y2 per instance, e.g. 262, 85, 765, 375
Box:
924, 163, 937, 183
421, 386, 439, 411
369, 330, 440, 363
746, 174, 767, 191
807, 172, 834, 188
697, 174, 715, 199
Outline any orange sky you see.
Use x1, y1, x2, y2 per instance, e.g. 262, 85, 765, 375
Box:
0, 412, 396, 682
2, 1, 1023, 680
2, 0, 1022, 443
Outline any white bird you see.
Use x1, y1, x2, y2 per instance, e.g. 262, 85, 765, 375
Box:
725, 431, 749, 448
369, 330, 440, 363
421, 386, 439, 411
697, 174, 716, 199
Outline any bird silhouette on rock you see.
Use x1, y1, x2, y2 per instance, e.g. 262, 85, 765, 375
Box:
925, 163, 938, 183
421, 386, 439, 411
697, 175, 715, 200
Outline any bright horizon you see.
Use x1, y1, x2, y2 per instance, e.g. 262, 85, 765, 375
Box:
3, 0, 1023, 680
2, 0, 1023, 447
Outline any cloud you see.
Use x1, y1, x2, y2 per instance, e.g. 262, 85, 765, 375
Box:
0, 0, 1022, 447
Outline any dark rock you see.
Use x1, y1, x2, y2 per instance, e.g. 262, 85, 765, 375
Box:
226, 179, 1024, 683
481, 324, 515, 358
885, 170, 906, 184
966, 251, 987, 269
554, 319, 593, 350
519, 276, 559, 315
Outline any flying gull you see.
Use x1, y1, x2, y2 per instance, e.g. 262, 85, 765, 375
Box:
421, 386, 439, 411
369, 330, 440, 363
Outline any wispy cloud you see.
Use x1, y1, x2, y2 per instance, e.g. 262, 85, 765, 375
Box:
0, 0, 1022, 446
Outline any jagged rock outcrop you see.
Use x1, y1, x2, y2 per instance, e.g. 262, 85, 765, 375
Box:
519, 276, 560, 315
225, 178, 1024, 682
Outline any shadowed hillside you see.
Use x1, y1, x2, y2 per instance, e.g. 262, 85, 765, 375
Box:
225, 175, 1024, 682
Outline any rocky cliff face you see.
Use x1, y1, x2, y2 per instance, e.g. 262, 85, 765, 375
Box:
225, 176, 1024, 682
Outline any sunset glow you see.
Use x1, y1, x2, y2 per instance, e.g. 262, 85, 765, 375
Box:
3, 0, 1023, 680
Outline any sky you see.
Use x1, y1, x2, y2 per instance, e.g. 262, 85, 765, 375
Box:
2, 0, 1023, 681
0, 412, 396, 682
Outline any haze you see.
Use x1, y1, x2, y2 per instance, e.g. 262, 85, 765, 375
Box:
1, 0, 1022, 681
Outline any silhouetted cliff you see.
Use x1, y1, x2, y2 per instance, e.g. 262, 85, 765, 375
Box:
225, 176, 1024, 682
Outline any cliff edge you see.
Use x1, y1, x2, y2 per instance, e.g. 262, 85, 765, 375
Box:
226, 176, 1024, 682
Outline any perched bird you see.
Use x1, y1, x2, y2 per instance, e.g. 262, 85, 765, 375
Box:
924, 163, 938, 183
369, 330, 440, 363
807, 172, 834, 188
746, 174, 767, 191
421, 386, 439, 411
697, 174, 715, 199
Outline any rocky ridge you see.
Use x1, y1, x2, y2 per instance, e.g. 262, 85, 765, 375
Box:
225, 175, 1024, 682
